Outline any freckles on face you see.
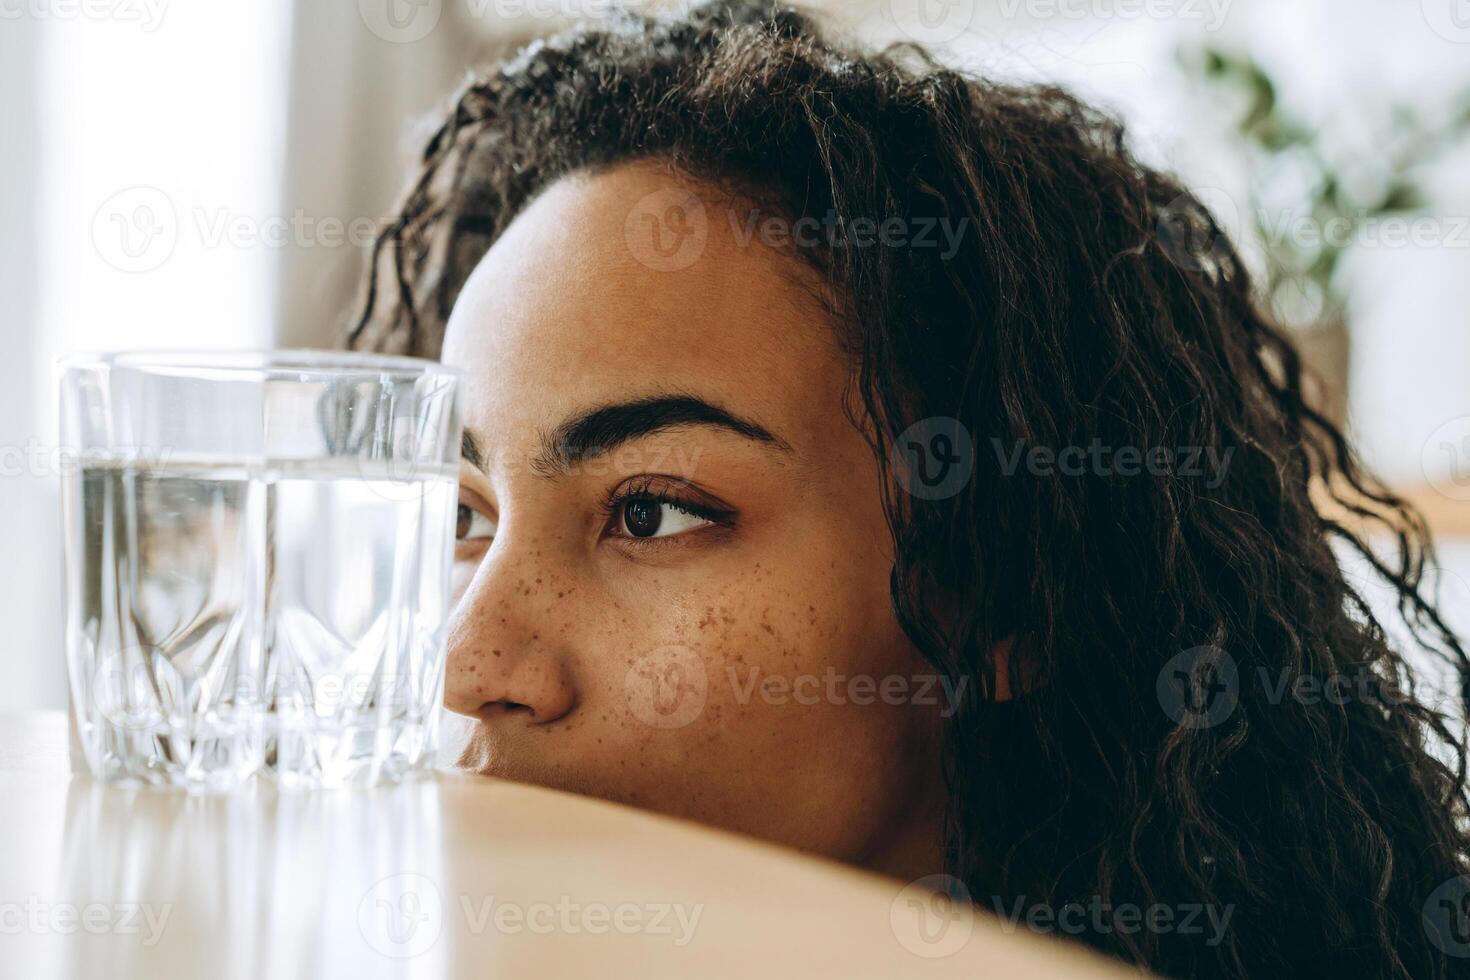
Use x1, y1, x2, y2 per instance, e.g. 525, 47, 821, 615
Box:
437, 161, 944, 864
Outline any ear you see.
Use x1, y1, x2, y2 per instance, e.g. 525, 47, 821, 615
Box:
990, 635, 1017, 701
989, 635, 1041, 701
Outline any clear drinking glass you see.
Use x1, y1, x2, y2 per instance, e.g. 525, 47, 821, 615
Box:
59, 351, 461, 789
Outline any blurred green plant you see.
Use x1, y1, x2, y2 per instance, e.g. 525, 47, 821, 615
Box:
1178, 46, 1470, 326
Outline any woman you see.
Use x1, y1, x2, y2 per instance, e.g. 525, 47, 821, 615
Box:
348, 3, 1470, 976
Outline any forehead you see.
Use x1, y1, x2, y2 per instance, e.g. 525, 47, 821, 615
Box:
440, 162, 846, 452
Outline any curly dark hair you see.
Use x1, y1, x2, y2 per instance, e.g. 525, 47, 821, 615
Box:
348, 3, 1470, 976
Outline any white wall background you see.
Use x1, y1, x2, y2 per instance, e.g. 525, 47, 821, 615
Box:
0, 8, 51, 710
2, 0, 1468, 709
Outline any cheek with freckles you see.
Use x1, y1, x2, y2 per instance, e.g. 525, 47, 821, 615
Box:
539, 561, 913, 836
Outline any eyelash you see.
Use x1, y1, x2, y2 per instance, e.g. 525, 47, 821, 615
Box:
599, 476, 735, 538
454, 476, 735, 554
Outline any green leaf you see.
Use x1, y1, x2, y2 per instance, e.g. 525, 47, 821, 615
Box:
1377, 183, 1424, 213
1319, 174, 1341, 211
1241, 63, 1277, 131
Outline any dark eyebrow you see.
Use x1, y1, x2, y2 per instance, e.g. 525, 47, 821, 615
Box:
459, 394, 790, 477
462, 430, 489, 473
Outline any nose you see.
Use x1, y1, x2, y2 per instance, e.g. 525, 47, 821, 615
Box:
442, 541, 578, 725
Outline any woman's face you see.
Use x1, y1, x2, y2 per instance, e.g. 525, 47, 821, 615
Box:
440, 161, 946, 873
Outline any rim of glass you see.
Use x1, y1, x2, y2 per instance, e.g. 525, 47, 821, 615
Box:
57, 348, 458, 380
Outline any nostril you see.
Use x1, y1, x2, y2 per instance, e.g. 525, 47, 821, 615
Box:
445, 642, 577, 724
480, 700, 534, 718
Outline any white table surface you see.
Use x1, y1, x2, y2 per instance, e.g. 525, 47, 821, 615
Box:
0, 711, 1131, 979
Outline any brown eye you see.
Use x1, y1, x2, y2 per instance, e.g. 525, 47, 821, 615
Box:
456, 503, 495, 542
623, 498, 662, 538
615, 496, 712, 540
